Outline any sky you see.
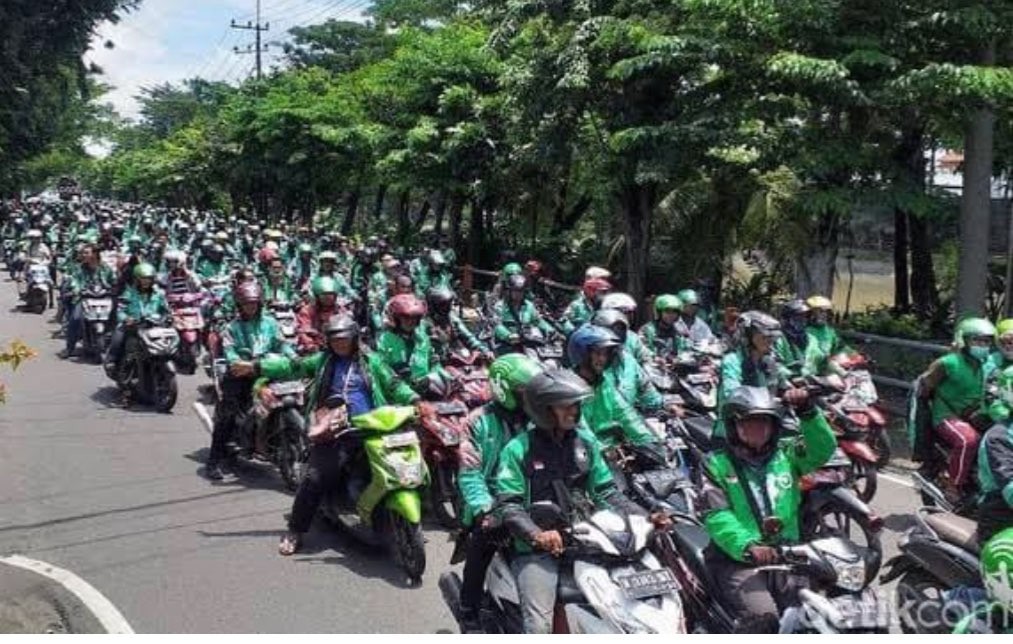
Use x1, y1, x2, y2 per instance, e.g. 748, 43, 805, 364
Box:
85, 0, 370, 121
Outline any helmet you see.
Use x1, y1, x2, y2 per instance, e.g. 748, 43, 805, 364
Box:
264, 240, 280, 252
591, 309, 630, 343
600, 292, 637, 315
214, 231, 229, 242
677, 289, 700, 306
298, 243, 313, 254
427, 250, 447, 267
501, 262, 523, 279
735, 311, 782, 348
524, 259, 543, 275
654, 294, 682, 316
164, 250, 185, 265
426, 286, 455, 312
358, 247, 377, 265
567, 324, 621, 367
26, 229, 42, 239
585, 266, 612, 281
235, 281, 263, 305
265, 229, 283, 240
324, 313, 359, 340
319, 251, 338, 263
954, 317, 996, 349
522, 369, 593, 431
724, 385, 784, 423
258, 247, 279, 263
506, 273, 527, 291
781, 298, 810, 318
981, 527, 1013, 612
133, 263, 156, 279
998, 318, 1013, 339
488, 354, 543, 411
805, 295, 832, 311
311, 276, 338, 298
582, 277, 612, 301
388, 293, 427, 319
210, 244, 225, 256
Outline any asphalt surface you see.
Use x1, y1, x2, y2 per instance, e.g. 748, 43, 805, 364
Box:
0, 276, 923, 633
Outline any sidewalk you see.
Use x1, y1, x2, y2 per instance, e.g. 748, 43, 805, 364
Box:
0, 562, 105, 633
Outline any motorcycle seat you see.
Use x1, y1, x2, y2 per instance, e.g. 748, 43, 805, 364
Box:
924, 512, 980, 555
556, 568, 585, 605
683, 416, 715, 452
669, 522, 718, 591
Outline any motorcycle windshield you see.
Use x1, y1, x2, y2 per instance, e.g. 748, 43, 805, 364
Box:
351, 405, 416, 432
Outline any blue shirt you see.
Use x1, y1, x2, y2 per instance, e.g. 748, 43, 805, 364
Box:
329, 357, 373, 418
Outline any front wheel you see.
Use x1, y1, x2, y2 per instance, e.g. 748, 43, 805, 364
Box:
850, 460, 878, 503
391, 513, 426, 585
429, 462, 461, 530
154, 369, 178, 413
277, 412, 306, 492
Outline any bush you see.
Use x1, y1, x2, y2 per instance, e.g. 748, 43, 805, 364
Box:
842, 306, 933, 340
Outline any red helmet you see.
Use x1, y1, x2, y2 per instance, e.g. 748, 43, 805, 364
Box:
258, 247, 279, 264
235, 281, 263, 305
582, 277, 612, 300
524, 259, 543, 276
388, 293, 427, 319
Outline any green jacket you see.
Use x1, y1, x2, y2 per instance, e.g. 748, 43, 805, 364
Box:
639, 320, 686, 357
70, 263, 115, 297
425, 314, 489, 358
930, 352, 987, 427
804, 324, 850, 376
222, 313, 296, 364
375, 326, 444, 387
581, 373, 659, 449
261, 276, 297, 306
495, 426, 618, 552
492, 299, 555, 343
259, 349, 418, 425
559, 295, 594, 335
458, 404, 530, 526
196, 258, 228, 280
701, 410, 836, 561
116, 286, 170, 325
606, 348, 663, 412
413, 266, 453, 296
984, 354, 1013, 422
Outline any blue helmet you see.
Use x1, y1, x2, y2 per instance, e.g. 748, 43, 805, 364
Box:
567, 324, 621, 367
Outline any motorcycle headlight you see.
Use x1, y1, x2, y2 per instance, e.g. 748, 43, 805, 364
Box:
832, 559, 867, 592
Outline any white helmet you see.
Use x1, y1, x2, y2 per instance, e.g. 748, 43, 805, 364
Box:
27, 229, 42, 239
600, 292, 637, 314
585, 266, 612, 281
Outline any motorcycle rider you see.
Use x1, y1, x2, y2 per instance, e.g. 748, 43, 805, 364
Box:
413, 249, 453, 295
205, 281, 296, 481
804, 295, 851, 375
295, 276, 345, 354
59, 243, 115, 359
106, 263, 171, 389
952, 528, 1013, 633
288, 243, 317, 291
987, 319, 1013, 386
375, 293, 446, 396
977, 378, 1013, 541
160, 250, 202, 297
917, 317, 995, 504
261, 253, 296, 306
639, 293, 686, 358
495, 368, 668, 634
425, 286, 492, 361
567, 324, 663, 454
456, 354, 544, 631
590, 309, 665, 413
492, 274, 558, 354
700, 385, 835, 633
266, 313, 422, 555
774, 298, 812, 378
315, 250, 355, 297
675, 288, 715, 344
196, 244, 229, 281
559, 277, 611, 335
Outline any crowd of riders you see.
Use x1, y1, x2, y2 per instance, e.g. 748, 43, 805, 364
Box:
2, 194, 1012, 635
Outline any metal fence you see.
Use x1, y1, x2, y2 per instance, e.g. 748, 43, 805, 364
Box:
841, 330, 949, 392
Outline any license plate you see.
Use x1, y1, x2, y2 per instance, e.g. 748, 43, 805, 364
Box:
383, 431, 419, 449
615, 568, 680, 599
270, 381, 304, 396
830, 594, 887, 629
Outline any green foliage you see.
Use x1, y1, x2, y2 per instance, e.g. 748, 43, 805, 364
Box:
843, 306, 933, 340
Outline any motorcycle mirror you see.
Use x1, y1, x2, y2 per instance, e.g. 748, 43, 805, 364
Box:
529, 502, 568, 531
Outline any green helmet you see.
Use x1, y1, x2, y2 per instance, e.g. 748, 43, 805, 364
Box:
654, 294, 683, 316
298, 243, 313, 254
488, 354, 543, 411
133, 263, 156, 279
312, 276, 338, 297
997, 318, 1013, 339
677, 289, 699, 306
954, 317, 996, 349
501, 262, 523, 279
981, 527, 1013, 612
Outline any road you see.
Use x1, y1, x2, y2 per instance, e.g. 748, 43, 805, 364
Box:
0, 279, 923, 633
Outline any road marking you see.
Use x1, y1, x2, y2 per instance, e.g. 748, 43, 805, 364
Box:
193, 401, 214, 434
879, 471, 915, 489
0, 554, 134, 634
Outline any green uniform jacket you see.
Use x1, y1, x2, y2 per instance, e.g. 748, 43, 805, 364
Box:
492, 299, 555, 343
978, 423, 1013, 508
930, 352, 986, 427
774, 335, 811, 379
222, 314, 296, 364
196, 258, 228, 280
606, 348, 663, 412
425, 314, 489, 358
559, 295, 594, 335
261, 276, 297, 306
116, 287, 170, 325
259, 349, 419, 425
70, 263, 115, 297
375, 326, 443, 387
639, 320, 686, 357
701, 410, 836, 561
458, 404, 529, 526
804, 324, 850, 376
985, 353, 1013, 422
581, 374, 658, 448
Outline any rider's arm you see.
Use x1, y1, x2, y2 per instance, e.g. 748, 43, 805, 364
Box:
787, 408, 837, 475
365, 353, 420, 405
718, 351, 743, 404
452, 313, 489, 353
918, 357, 948, 398
491, 303, 513, 342
700, 463, 757, 562
583, 429, 648, 515
607, 380, 659, 447
458, 414, 495, 519
495, 434, 540, 544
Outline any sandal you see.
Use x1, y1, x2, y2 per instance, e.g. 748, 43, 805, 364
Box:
278, 532, 302, 556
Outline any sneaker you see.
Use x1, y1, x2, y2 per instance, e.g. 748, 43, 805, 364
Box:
458, 608, 484, 634
57, 348, 72, 360
204, 462, 225, 481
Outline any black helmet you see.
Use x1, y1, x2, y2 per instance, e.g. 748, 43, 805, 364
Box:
522, 369, 593, 431
780, 298, 810, 319
735, 310, 782, 349
591, 309, 629, 343
324, 313, 359, 340
427, 286, 455, 313
723, 386, 783, 457
506, 273, 527, 291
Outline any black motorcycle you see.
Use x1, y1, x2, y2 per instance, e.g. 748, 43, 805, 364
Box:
116, 317, 179, 413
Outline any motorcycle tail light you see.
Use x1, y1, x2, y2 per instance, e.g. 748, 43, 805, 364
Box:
866, 407, 886, 426
847, 412, 869, 428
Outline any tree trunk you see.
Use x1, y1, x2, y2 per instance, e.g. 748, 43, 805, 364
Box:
794, 212, 840, 298
372, 184, 387, 220
449, 193, 464, 252
893, 209, 910, 311
955, 42, 996, 316
341, 189, 360, 235
414, 199, 431, 231
396, 189, 411, 248
909, 213, 940, 318
433, 190, 447, 238
467, 198, 484, 265
620, 183, 655, 304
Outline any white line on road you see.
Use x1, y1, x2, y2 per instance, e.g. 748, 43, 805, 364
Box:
879, 471, 915, 489
0, 554, 134, 634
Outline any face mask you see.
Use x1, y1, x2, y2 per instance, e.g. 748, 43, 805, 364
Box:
968, 346, 991, 361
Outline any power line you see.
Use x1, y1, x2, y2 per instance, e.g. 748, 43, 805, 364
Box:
231, 0, 271, 81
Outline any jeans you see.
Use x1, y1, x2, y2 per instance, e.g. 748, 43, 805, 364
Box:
65, 302, 84, 353
209, 375, 254, 464
288, 440, 357, 533
935, 419, 980, 487
106, 326, 126, 369
706, 547, 794, 633
511, 552, 559, 634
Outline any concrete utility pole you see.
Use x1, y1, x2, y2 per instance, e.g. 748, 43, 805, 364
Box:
231, 0, 269, 80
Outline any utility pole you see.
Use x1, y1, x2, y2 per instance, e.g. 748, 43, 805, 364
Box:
231, 0, 269, 80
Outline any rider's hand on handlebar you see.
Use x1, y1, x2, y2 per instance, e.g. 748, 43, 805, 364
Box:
230, 361, 255, 377
649, 512, 672, 530
747, 545, 778, 566
783, 387, 810, 410
664, 401, 685, 418
533, 530, 564, 556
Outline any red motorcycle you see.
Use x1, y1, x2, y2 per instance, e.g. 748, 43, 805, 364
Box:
830, 353, 891, 467
443, 347, 492, 409
168, 292, 205, 375
417, 391, 470, 530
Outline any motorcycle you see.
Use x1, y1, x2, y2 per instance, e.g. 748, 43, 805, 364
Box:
79, 286, 114, 363
231, 377, 308, 491
168, 292, 205, 375
20, 261, 51, 314
519, 326, 565, 369
830, 353, 891, 467
417, 397, 470, 529
442, 346, 492, 409
116, 317, 180, 413
269, 301, 298, 346
880, 506, 981, 634
439, 501, 687, 634
318, 403, 428, 584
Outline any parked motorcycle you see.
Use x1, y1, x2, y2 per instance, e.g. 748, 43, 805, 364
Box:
117, 317, 179, 412
168, 292, 205, 375
439, 501, 687, 634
